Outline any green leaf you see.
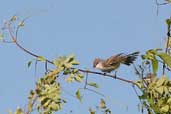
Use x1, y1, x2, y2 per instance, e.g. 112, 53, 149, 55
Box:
66, 54, 75, 63
27, 60, 32, 68
167, 98, 171, 103
10, 15, 17, 21
105, 108, 112, 114
76, 89, 82, 102
155, 86, 164, 95
74, 74, 84, 83
168, 87, 171, 93
18, 21, 24, 27
37, 56, 46, 62
164, 86, 169, 94
156, 76, 166, 86
28, 101, 33, 112
66, 76, 74, 83
15, 107, 24, 114
161, 105, 169, 113
99, 99, 106, 109
71, 60, 80, 65
88, 82, 99, 88
135, 80, 144, 89
89, 108, 96, 114
64, 63, 72, 69
8, 110, 12, 114
0, 33, 4, 41
147, 49, 159, 55
157, 52, 171, 68
151, 58, 158, 74
74, 75, 82, 83
53, 56, 67, 67
166, 18, 171, 25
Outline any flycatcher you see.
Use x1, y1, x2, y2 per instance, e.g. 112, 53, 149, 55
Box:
93, 51, 139, 73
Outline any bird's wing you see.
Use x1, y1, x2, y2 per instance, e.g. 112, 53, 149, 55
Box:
105, 53, 126, 66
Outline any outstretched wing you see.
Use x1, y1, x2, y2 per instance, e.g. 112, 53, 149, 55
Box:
104, 53, 126, 67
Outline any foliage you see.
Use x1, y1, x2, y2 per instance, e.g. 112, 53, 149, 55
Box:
131, 17, 171, 114
136, 76, 171, 114
9, 54, 84, 114
141, 48, 171, 74
89, 99, 112, 114
2, 2, 171, 114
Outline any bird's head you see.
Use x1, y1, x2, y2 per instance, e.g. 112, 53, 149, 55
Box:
93, 58, 101, 68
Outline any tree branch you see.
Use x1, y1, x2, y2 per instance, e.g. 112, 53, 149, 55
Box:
6, 24, 137, 86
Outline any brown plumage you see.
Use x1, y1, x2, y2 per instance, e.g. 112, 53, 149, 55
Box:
93, 52, 139, 73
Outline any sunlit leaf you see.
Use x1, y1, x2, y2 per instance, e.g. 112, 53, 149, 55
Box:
151, 58, 158, 74
76, 89, 82, 102
71, 60, 80, 65
157, 52, 171, 68
135, 80, 144, 89
89, 108, 96, 114
8, 110, 12, 114
165, 37, 171, 48
10, 15, 17, 22
28, 101, 33, 112
74, 75, 82, 82
18, 21, 24, 27
166, 0, 171, 3
15, 107, 24, 114
163, 86, 169, 94
66, 74, 74, 83
161, 105, 169, 113
37, 56, 46, 62
166, 18, 171, 25
167, 98, 171, 103
99, 99, 106, 109
66, 54, 75, 63
156, 76, 166, 86
53, 56, 67, 68
0, 33, 4, 41
155, 86, 164, 95
64, 63, 72, 69
88, 82, 99, 88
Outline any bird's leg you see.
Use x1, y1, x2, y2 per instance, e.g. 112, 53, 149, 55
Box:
114, 71, 117, 78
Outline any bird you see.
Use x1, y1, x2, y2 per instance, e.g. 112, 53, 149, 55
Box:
93, 51, 139, 73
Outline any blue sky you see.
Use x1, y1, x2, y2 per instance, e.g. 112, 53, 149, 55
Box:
0, 0, 170, 114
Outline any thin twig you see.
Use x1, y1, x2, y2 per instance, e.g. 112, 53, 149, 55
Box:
25, 96, 38, 114
45, 60, 48, 74
155, 0, 169, 15
15, 14, 35, 39
163, 17, 171, 75
84, 72, 88, 89
81, 88, 105, 97
34, 60, 38, 80
132, 85, 142, 104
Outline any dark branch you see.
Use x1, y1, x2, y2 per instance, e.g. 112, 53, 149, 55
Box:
6, 23, 137, 86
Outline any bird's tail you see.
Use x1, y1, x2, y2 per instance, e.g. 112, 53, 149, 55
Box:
123, 51, 139, 65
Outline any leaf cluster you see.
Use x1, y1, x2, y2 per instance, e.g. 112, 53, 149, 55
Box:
141, 49, 171, 74
53, 54, 84, 83
137, 76, 171, 114
89, 99, 112, 114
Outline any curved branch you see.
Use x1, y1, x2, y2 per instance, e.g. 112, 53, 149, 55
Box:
7, 24, 137, 86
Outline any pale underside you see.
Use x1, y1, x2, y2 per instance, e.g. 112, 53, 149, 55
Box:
95, 62, 120, 73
